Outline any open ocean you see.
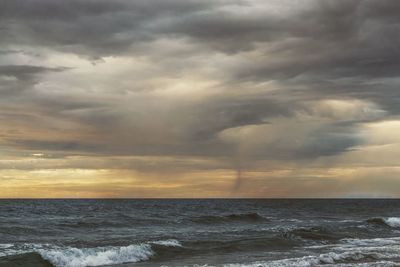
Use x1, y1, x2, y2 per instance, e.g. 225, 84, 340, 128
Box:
1, 199, 400, 267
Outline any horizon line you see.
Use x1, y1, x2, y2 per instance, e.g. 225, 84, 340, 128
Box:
0, 197, 398, 200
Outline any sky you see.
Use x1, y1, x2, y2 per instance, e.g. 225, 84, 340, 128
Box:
0, 0, 400, 198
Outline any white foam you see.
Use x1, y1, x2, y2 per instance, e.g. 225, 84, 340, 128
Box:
183, 242, 400, 267
0, 243, 41, 257
323, 261, 398, 267
38, 244, 154, 267
385, 217, 400, 227
220, 250, 389, 267
341, 236, 400, 246
0, 239, 182, 267
150, 239, 182, 247
186, 261, 400, 267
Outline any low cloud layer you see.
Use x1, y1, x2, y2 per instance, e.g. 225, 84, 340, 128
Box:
0, 0, 399, 197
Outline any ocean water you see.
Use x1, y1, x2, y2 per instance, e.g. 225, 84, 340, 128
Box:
1, 199, 400, 267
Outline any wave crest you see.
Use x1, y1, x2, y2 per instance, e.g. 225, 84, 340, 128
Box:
283, 226, 347, 241
222, 250, 388, 267
0, 240, 182, 267
39, 244, 153, 267
367, 217, 400, 228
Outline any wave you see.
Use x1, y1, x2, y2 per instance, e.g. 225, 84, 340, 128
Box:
283, 226, 349, 241
56, 217, 166, 228
183, 237, 300, 255
221, 250, 393, 267
39, 244, 153, 267
342, 236, 400, 246
0, 239, 182, 267
3, 236, 400, 267
192, 213, 267, 224
149, 239, 182, 247
56, 221, 126, 228
220, 239, 400, 267
367, 217, 400, 228
159, 243, 400, 267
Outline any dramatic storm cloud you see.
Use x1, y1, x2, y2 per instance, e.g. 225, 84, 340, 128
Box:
0, 0, 399, 197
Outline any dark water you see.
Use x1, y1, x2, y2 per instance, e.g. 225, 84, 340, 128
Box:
1, 199, 400, 267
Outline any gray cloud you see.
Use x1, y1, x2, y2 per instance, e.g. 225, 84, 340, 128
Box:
0, 0, 399, 175
0, 65, 68, 99
0, 65, 66, 80
0, 0, 227, 57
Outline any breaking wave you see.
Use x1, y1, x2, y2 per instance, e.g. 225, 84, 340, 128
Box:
367, 217, 400, 228
210, 239, 400, 267
39, 244, 153, 267
222, 250, 393, 267
0, 239, 182, 267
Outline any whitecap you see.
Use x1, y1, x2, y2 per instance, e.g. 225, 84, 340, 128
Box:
341, 236, 400, 246
150, 239, 182, 247
38, 244, 154, 267
0, 239, 183, 267
220, 250, 389, 267
385, 217, 400, 228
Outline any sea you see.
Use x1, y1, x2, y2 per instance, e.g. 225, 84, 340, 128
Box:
1, 199, 400, 267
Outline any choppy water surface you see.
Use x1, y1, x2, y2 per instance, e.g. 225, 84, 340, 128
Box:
1, 199, 400, 267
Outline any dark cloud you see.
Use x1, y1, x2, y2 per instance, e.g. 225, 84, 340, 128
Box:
8, 139, 94, 152
0, 0, 227, 57
295, 125, 361, 158
0, 0, 399, 169
0, 65, 66, 80
1, 0, 399, 84
0, 65, 68, 98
